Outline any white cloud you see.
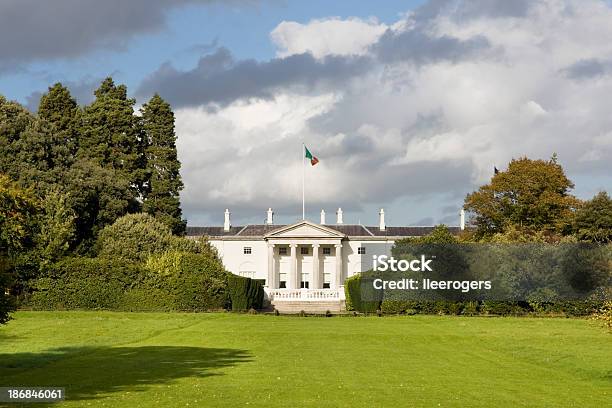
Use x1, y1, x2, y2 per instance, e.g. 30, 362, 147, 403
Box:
174, 0, 612, 225
270, 17, 387, 58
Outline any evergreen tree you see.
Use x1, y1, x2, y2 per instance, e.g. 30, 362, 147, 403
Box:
573, 191, 612, 243
0, 95, 34, 178
141, 94, 185, 234
79, 77, 145, 197
37, 83, 80, 156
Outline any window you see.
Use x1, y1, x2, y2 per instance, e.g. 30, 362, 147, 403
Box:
301, 247, 309, 255
301, 281, 310, 289
279, 281, 286, 288
323, 283, 331, 289
278, 247, 287, 255
358, 247, 366, 255
239, 271, 255, 279
323, 247, 331, 255
243, 247, 252, 254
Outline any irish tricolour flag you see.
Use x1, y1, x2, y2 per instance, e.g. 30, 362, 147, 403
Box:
304, 145, 319, 166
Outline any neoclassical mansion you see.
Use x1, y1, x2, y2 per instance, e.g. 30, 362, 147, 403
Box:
187, 208, 464, 312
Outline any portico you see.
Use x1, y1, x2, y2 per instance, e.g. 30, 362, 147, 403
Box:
264, 221, 346, 290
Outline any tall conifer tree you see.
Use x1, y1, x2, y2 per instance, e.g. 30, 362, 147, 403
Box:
141, 94, 185, 234
78, 77, 145, 196
37, 83, 80, 157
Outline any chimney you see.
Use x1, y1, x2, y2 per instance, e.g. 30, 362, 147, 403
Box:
336, 208, 343, 224
460, 208, 465, 231
320, 209, 326, 225
266, 208, 274, 225
379, 208, 386, 231
224, 209, 231, 231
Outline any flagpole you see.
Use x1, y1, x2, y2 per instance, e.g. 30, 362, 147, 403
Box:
302, 143, 305, 220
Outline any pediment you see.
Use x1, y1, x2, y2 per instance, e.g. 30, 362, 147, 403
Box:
265, 220, 345, 239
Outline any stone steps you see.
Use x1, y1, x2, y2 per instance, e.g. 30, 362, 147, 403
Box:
271, 300, 345, 314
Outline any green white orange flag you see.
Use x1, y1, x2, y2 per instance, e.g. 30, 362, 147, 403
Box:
304, 145, 319, 166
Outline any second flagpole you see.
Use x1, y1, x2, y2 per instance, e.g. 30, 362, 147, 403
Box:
302, 143, 305, 220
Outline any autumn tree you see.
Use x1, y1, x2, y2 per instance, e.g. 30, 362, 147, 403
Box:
464, 156, 578, 238
0, 174, 37, 324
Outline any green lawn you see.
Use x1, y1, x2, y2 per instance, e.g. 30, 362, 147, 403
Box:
0, 312, 610, 407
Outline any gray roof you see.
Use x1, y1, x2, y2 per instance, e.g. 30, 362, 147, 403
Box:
186, 224, 462, 238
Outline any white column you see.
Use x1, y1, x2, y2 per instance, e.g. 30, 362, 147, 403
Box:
334, 243, 343, 289
289, 243, 298, 289
312, 243, 320, 289
267, 243, 275, 288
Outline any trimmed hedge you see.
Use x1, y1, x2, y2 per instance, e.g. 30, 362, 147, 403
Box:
227, 275, 264, 311
27, 251, 231, 311
28, 257, 143, 310
344, 274, 381, 313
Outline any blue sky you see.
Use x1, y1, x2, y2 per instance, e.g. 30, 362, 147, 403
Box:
1, 0, 611, 227
0, 0, 425, 105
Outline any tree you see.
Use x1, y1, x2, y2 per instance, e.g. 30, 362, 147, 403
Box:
0, 95, 34, 178
573, 191, 612, 243
95, 213, 213, 263
64, 159, 138, 249
12, 117, 74, 191
37, 83, 80, 156
78, 78, 145, 197
141, 94, 185, 234
464, 156, 578, 238
35, 189, 76, 264
0, 174, 37, 324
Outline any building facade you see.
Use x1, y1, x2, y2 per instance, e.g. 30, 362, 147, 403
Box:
186, 208, 464, 312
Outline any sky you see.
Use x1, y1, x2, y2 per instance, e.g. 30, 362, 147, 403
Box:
1, 0, 611, 227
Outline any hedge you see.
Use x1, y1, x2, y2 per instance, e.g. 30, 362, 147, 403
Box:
28, 257, 143, 310
27, 251, 231, 311
344, 274, 381, 313
227, 275, 265, 311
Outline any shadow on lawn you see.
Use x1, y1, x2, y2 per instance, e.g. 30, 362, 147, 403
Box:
0, 346, 251, 402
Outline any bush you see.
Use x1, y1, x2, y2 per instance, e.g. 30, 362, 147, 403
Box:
592, 301, 612, 329
96, 213, 216, 263
381, 300, 417, 314
143, 251, 230, 311
344, 274, 381, 314
227, 275, 264, 311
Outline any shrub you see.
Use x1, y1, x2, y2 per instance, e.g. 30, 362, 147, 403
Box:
381, 300, 417, 314
592, 301, 612, 330
462, 301, 479, 316
481, 301, 524, 316
143, 251, 230, 311
96, 213, 217, 263
227, 275, 264, 311
344, 273, 381, 314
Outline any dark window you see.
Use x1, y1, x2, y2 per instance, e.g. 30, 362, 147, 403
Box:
301, 281, 310, 289
279, 281, 286, 288
323, 247, 331, 255
323, 283, 330, 289
301, 247, 309, 255
278, 247, 287, 255
243, 247, 252, 254
358, 247, 366, 255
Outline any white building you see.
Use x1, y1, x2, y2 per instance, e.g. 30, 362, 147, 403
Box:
186, 208, 464, 312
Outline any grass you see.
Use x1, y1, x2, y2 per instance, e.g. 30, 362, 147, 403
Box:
0, 312, 610, 407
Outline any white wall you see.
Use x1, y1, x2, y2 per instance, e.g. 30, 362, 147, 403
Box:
209, 239, 268, 282
210, 238, 397, 285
